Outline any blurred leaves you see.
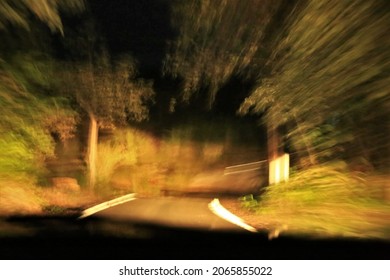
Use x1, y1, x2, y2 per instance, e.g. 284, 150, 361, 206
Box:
161, 0, 390, 168
0, 52, 77, 178
0, 0, 83, 198
240, 0, 390, 168
0, 0, 84, 34
244, 162, 390, 239
61, 52, 155, 126
164, 0, 283, 107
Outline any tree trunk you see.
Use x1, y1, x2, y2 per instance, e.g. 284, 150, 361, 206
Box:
87, 112, 98, 190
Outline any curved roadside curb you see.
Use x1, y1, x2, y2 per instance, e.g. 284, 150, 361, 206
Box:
79, 193, 137, 219
208, 198, 257, 232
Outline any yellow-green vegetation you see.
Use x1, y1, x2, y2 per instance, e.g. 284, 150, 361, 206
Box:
40, 187, 100, 214
241, 162, 390, 239
0, 176, 100, 216
96, 131, 138, 186
240, 0, 390, 170
0, 177, 43, 216
97, 126, 226, 196
97, 118, 262, 196
96, 129, 150, 194
0, 54, 80, 216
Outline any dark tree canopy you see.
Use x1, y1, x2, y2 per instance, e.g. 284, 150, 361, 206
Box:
239, 0, 390, 167
0, 0, 84, 33
62, 53, 155, 127
164, 0, 283, 107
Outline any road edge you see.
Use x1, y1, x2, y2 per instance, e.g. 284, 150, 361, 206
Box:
208, 198, 257, 232
79, 193, 137, 219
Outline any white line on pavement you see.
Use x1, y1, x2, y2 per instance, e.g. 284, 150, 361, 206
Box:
208, 198, 257, 233
79, 193, 137, 219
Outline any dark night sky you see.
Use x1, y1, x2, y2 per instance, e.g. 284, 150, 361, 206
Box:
88, 0, 175, 78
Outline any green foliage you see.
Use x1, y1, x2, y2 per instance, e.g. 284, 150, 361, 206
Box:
0, 0, 84, 216
240, 194, 259, 209
96, 132, 139, 188
0, 52, 78, 180
244, 163, 390, 238
59, 19, 156, 189
261, 162, 363, 204
240, 0, 390, 168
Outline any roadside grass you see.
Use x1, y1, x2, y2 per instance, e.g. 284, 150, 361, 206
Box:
241, 162, 390, 239
0, 176, 100, 216
0, 117, 263, 216
40, 187, 101, 214
0, 177, 43, 216
101, 118, 262, 196
105, 127, 224, 196
0, 121, 230, 215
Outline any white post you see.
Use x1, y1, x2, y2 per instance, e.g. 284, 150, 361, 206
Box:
269, 153, 290, 185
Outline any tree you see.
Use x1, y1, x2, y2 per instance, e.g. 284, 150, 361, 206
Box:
0, 0, 84, 34
163, 0, 300, 168
0, 51, 78, 180
163, 0, 283, 108
62, 53, 155, 189
239, 0, 390, 169
0, 1, 83, 182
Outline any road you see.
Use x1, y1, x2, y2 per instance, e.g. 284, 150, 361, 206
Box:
1, 194, 389, 259
88, 196, 249, 231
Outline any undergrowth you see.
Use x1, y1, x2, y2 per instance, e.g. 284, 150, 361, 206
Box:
241, 162, 390, 239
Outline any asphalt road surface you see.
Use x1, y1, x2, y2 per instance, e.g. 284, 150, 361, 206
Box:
90, 196, 244, 231
1, 195, 389, 259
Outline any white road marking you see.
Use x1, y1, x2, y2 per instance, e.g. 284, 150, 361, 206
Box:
208, 198, 257, 232
79, 193, 137, 219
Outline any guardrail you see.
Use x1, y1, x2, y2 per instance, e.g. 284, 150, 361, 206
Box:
224, 160, 268, 175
